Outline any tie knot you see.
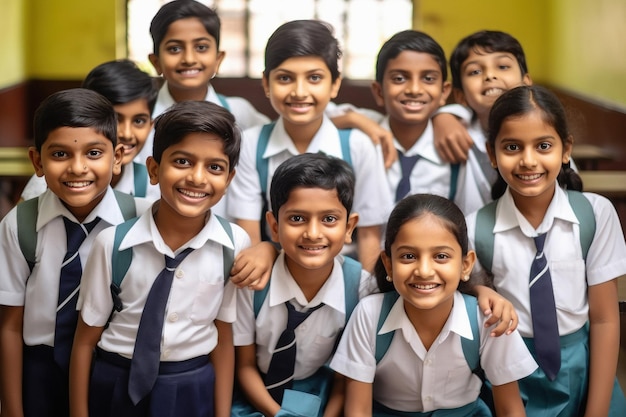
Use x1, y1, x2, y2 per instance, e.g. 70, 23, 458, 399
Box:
165, 247, 194, 270
63, 217, 100, 254
284, 301, 323, 331
533, 233, 547, 253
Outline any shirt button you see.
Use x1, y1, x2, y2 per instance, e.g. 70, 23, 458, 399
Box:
424, 359, 432, 366
163, 349, 170, 359
176, 269, 184, 278
169, 312, 178, 322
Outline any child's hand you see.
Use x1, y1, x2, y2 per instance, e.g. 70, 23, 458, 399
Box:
365, 123, 397, 169
474, 285, 518, 336
432, 113, 473, 164
230, 242, 279, 290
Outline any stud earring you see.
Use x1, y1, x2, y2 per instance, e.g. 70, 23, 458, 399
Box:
386, 275, 392, 282
461, 275, 470, 282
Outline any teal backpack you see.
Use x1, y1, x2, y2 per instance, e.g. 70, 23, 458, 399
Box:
474, 190, 596, 273
132, 162, 148, 198
16, 190, 137, 273
216, 93, 231, 112
109, 214, 235, 312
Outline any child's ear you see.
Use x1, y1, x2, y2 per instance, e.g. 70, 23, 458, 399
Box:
344, 212, 359, 244
562, 134, 574, 164
28, 146, 45, 177
371, 81, 385, 108
462, 250, 476, 279
112, 144, 124, 176
266, 211, 280, 243
213, 50, 226, 78
262, 76, 270, 99
453, 87, 468, 107
148, 53, 162, 76
146, 156, 160, 185
225, 168, 236, 189
439, 81, 452, 106
522, 73, 532, 86
380, 250, 393, 278
330, 75, 342, 100
486, 142, 497, 170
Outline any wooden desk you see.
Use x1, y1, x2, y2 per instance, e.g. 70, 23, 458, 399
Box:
0, 147, 33, 177
579, 170, 626, 199
572, 144, 614, 170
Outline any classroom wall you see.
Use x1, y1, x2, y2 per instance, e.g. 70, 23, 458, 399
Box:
0, 0, 26, 88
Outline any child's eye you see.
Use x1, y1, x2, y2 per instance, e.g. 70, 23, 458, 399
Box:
434, 253, 450, 261
277, 75, 291, 83
51, 151, 68, 158
309, 74, 322, 82
423, 75, 437, 83
288, 215, 305, 223
87, 149, 103, 158
391, 75, 406, 83
322, 215, 338, 224
196, 44, 210, 52
399, 252, 416, 261
208, 163, 225, 172
498, 65, 511, 70
167, 45, 182, 54
174, 158, 191, 166
504, 144, 520, 152
133, 117, 149, 127
466, 68, 481, 77
537, 142, 552, 151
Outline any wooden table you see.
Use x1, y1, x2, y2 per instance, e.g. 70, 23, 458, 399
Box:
572, 144, 614, 170
579, 170, 626, 199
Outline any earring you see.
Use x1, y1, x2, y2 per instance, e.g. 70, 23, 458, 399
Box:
491, 163, 497, 169
385, 275, 392, 282
461, 275, 470, 282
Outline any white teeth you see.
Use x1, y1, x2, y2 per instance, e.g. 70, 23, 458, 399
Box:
403, 100, 426, 105
289, 103, 311, 108
484, 88, 503, 96
518, 173, 542, 180
412, 283, 438, 290
179, 69, 200, 75
179, 189, 207, 198
301, 246, 323, 250
65, 181, 90, 187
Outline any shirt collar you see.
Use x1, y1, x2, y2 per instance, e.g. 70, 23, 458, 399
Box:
263, 115, 343, 160
268, 252, 346, 313
153, 82, 217, 117
382, 117, 441, 164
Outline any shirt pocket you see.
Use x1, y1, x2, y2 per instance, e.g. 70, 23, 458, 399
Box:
189, 281, 222, 324
550, 259, 586, 313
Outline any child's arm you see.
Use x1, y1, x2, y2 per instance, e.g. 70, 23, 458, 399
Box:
357, 225, 382, 273
432, 113, 473, 164
473, 285, 518, 337
491, 381, 526, 416
584, 278, 621, 417
343, 376, 372, 417
0, 305, 25, 417
330, 111, 397, 169
236, 344, 281, 417
230, 242, 279, 290
211, 320, 235, 417
322, 373, 346, 417
69, 316, 104, 417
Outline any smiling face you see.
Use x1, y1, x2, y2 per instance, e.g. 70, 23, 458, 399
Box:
115, 98, 153, 166
488, 108, 572, 210
29, 126, 123, 222
263, 56, 341, 135
455, 47, 531, 130
149, 17, 225, 102
372, 50, 450, 133
146, 132, 234, 224
267, 186, 357, 280
382, 213, 475, 316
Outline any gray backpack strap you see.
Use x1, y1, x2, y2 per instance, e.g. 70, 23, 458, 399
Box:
16, 197, 40, 272
566, 190, 595, 260
449, 163, 460, 200
215, 215, 235, 284
110, 217, 140, 312
132, 162, 148, 198
341, 257, 362, 320
375, 291, 400, 363
460, 294, 481, 374
474, 200, 498, 274
113, 190, 137, 220
338, 128, 352, 166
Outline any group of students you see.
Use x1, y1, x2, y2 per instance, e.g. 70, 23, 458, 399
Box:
0, 0, 625, 416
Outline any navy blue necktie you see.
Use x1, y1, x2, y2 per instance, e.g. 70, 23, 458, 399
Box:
529, 233, 560, 380
128, 247, 194, 404
54, 217, 100, 372
395, 150, 420, 202
264, 302, 324, 403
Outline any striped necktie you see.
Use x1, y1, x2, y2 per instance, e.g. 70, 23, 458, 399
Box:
529, 233, 561, 380
54, 217, 100, 371
395, 150, 420, 202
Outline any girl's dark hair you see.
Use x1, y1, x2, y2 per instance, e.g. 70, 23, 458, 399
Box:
375, 194, 472, 294
82, 59, 159, 114
33, 88, 117, 151
263, 20, 342, 82
375, 30, 447, 84
152, 100, 240, 172
150, 0, 221, 54
487, 85, 582, 200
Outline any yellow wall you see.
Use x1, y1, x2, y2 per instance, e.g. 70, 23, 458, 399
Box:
1, 0, 625, 107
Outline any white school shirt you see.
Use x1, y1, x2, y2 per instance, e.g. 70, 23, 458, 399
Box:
233, 252, 378, 380
383, 117, 468, 210
330, 292, 537, 412
78, 203, 250, 361
466, 185, 626, 337
227, 115, 393, 228
19, 163, 160, 203
0, 187, 151, 346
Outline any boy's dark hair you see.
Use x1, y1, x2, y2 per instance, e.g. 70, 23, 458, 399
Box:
375, 30, 447, 84
150, 0, 221, 55
33, 88, 117, 152
263, 20, 342, 82
450, 30, 528, 90
487, 85, 581, 199
82, 59, 159, 114
375, 193, 472, 294
269, 153, 355, 220
151, 100, 240, 171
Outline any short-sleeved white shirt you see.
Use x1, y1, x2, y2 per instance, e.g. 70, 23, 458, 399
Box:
78, 203, 251, 361
233, 252, 377, 380
0, 188, 151, 346
330, 292, 537, 412
226, 115, 392, 227
466, 186, 626, 337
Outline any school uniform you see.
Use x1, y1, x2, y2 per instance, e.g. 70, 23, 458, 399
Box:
0, 187, 150, 417
19, 162, 160, 202
330, 292, 537, 415
231, 252, 377, 417
466, 185, 626, 416
77, 202, 251, 417
382, 116, 469, 212
226, 115, 393, 228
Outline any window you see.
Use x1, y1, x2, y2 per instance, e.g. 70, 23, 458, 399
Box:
127, 0, 413, 79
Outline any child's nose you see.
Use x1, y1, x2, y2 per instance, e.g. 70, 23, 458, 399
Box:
69, 156, 87, 174
405, 79, 422, 95
182, 48, 196, 65
414, 258, 435, 278
520, 149, 538, 167
118, 121, 132, 140
188, 165, 207, 185
291, 79, 307, 98
303, 221, 321, 239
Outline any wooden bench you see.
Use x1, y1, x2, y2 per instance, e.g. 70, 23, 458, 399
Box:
572, 144, 614, 170
579, 170, 626, 199
0, 146, 33, 177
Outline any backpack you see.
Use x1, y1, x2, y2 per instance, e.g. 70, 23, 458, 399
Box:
252, 256, 362, 324
216, 93, 231, 111
109, 214, 235, 312
474, 190, 596, 274
132, 162, 148, 198
16, 190, 137, 273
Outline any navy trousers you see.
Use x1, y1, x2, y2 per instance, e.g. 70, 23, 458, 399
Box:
23, 345, 69, 417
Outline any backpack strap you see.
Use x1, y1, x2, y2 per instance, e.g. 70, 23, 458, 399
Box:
110, 217, 140, 312
566, 190, 595, 260
16, 197, 40, 272
375, 291, 400, 363
256, 122, 276, 198
338, 128, 352, 166
216, 215, 235, 283
132, 162, 148, 198
460, 294, 481, 375
474, 200, 498, 274
113, 190, 137, 220
216, 93, 231, 111
449, 163, 460, 200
